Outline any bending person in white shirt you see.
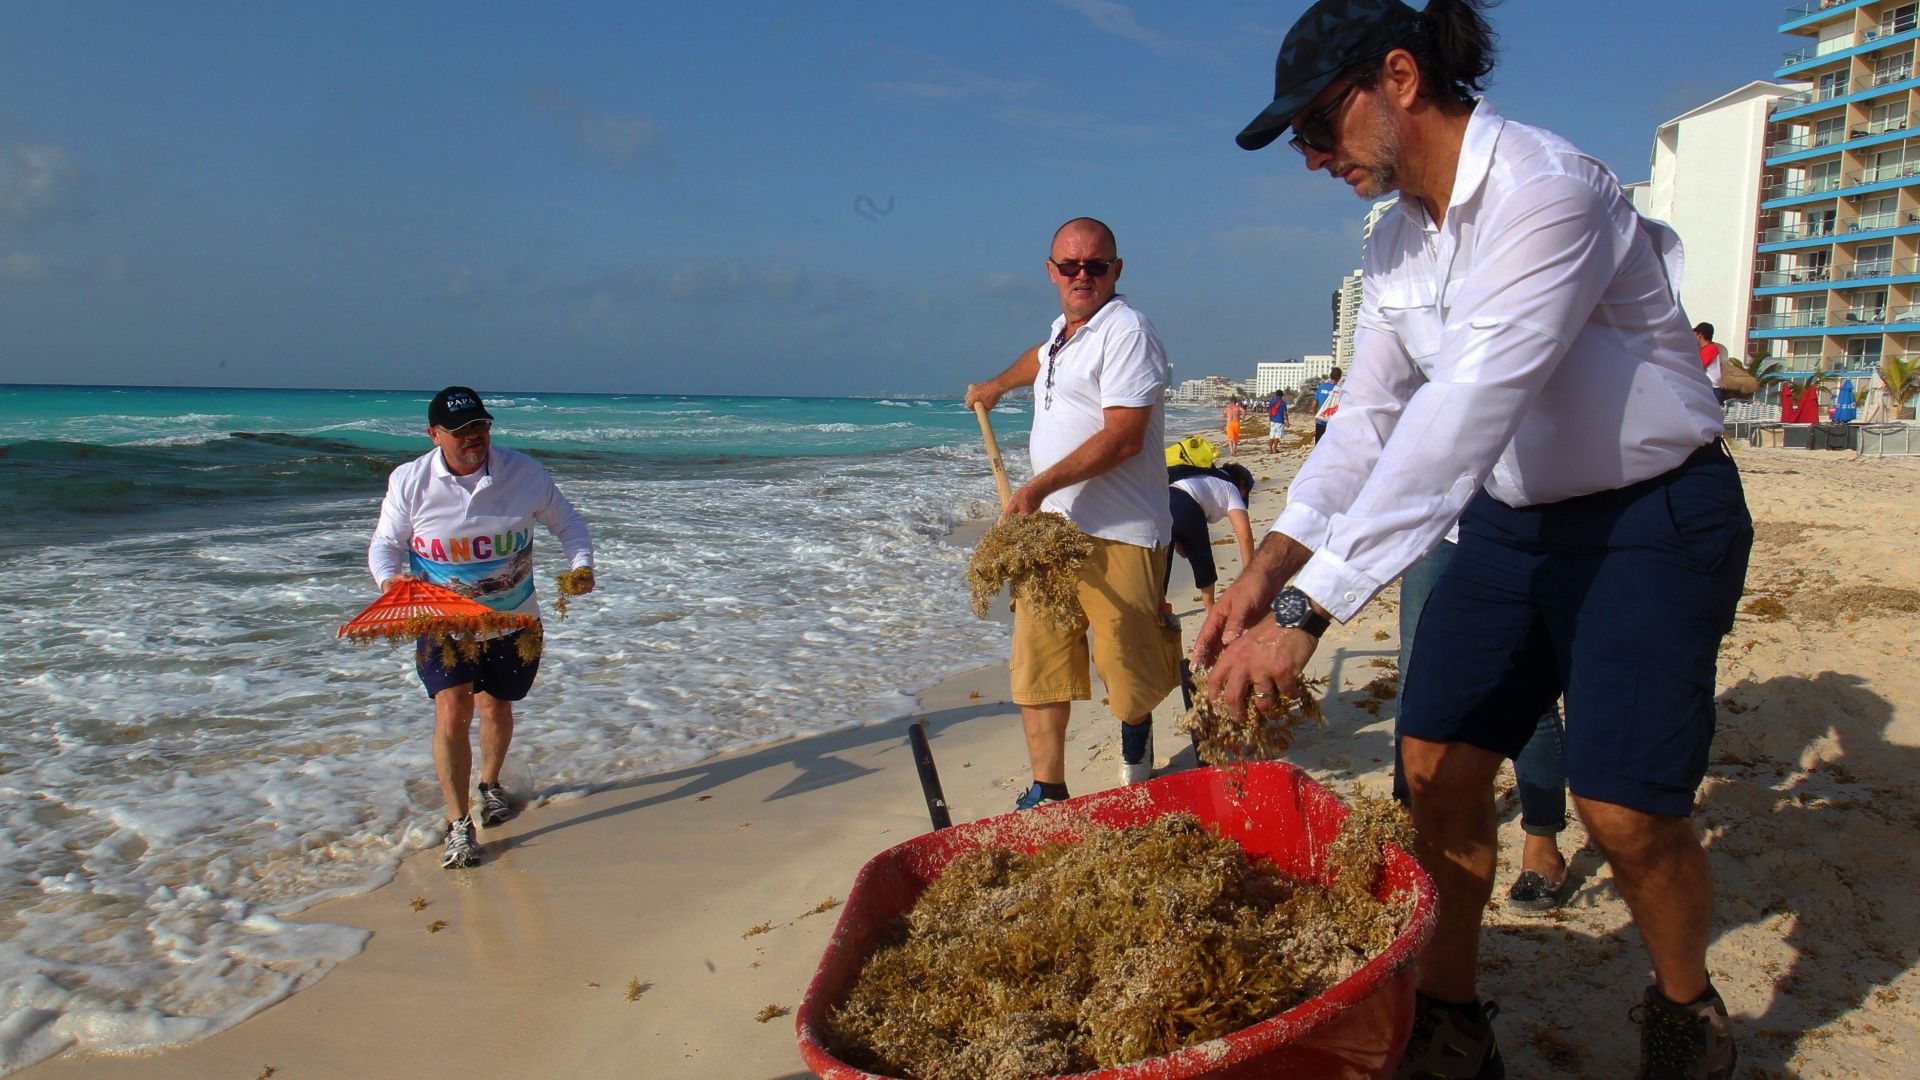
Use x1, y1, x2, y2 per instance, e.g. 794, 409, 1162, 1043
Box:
1207, 2, 1751, 1076
367, 387, 594, 870
1167, 462, 1256, 612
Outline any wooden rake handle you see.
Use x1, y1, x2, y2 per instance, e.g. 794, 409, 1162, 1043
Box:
972, 401, 1015, 513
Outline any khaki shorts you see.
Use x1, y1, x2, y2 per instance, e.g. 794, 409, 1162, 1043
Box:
1010, 537, 1182, 721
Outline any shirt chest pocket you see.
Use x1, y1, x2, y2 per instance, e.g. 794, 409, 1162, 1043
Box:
1375, 285, 1444, 361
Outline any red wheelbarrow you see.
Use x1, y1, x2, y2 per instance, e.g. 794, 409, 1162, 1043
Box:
795, 761, 1437, 1080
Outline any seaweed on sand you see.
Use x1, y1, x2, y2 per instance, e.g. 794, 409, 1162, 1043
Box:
966, 511, 1094, 629
1175, 665, 1325, 768
822, 807, 1414, 1080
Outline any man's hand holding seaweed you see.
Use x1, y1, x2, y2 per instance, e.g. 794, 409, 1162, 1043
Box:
1191, 531, 1323, 720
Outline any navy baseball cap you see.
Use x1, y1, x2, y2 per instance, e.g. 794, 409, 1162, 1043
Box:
1236, 0, 1425, 152
428, 386, 493, 430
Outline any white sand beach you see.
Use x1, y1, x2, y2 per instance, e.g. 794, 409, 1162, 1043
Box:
25, 426, 1920, 1080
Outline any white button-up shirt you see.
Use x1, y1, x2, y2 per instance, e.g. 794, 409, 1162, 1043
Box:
1275, 99, 1723, 622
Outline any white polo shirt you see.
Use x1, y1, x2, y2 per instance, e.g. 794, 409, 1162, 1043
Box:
1028, 295, 1173, 549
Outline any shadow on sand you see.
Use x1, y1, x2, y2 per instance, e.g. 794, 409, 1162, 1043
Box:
495, 701, 1008, 852
1470, 672, 1919, 1077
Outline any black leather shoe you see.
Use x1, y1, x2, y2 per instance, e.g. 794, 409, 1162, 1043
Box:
1505, 869, 1567, 914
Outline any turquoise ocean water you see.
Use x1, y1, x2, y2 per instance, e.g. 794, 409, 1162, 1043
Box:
0, 384, 1219, 1069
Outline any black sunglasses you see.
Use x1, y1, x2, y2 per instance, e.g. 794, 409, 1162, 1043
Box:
1049, 258, 1119, 279
1288, 82, 1357, 156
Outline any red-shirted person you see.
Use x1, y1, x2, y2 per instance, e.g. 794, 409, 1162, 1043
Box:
1695, 322, 1726, 405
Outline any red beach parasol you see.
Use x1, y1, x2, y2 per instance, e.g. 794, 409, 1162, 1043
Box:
336, 578, 535, 643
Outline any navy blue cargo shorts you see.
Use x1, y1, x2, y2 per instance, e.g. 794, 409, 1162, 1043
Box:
1398, 441, 1752, 817
416, 627, 541, 702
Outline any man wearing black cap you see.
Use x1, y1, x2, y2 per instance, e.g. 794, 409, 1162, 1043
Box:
1194, 2, 1748, 1078
368, 387, 595, 869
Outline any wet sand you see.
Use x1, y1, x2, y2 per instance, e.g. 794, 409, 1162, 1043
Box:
25, 426, 1920, 1079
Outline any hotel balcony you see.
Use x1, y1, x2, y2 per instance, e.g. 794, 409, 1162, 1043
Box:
1783, 0, 1867, 28
1755, 265, 1833, 288
1752, 309, 1833, 330
1771, 68, 1920, 122
1759, 218, 1840, 244
1762, 173, 1845, 201
1845, 156, 1920, 185
1854, 116, 1912, 139
1834, 255, 1918, 280
1778, 10, 1920, 75
1758, 353, 1890, 375
1772, 79, 1850, 115
1766, 130, 1844, 157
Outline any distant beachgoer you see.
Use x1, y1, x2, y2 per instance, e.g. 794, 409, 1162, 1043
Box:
368, 387, 595, 869
1266, 391, 1288, 453
1166, 461, 1256, 612
1313, 366, 1343, 443
1223, 399, 1246, 456
1695, 322, 1727, 405
964, 217, 1180, 804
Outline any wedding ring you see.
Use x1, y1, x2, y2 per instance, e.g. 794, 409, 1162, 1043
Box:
1252, 690, 1271, 699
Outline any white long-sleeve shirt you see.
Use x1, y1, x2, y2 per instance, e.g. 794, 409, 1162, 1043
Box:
368, 445, 593, 619
1274, 99, 1722, 623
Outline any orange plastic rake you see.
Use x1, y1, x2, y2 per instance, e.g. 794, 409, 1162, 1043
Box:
336, 578, 536, 643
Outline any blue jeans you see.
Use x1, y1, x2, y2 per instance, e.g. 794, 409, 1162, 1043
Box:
1394, 540, 1567, 837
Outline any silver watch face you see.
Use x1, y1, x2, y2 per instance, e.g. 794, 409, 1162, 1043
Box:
1271, 587, 1311, 628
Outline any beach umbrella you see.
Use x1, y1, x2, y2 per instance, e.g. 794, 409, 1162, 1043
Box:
1832, 379, 1858, 423
1794, 385, 1822, 424
1780, 384, 1798, 422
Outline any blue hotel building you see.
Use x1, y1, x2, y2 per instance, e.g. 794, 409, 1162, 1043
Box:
1758, 0, 1920, 379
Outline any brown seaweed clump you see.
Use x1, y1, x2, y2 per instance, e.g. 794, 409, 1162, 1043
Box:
966, 512, 1094, 628
1176, 665, 1325, 768
406, 618, 543, 669
553, 566, 595, 621
822, 810, 1413, 1080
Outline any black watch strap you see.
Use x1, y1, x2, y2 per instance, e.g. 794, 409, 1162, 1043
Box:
1294, 609, 1330, 638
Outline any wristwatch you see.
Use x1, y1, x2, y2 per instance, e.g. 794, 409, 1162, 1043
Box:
1270, 586, 1331, 638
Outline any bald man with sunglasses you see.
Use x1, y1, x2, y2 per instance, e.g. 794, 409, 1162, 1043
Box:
965, 217, 1182, 811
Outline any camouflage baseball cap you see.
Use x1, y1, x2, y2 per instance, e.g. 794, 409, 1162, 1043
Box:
1236, 0, 1425, 151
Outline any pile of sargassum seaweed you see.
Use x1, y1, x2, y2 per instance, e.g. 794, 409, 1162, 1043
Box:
823, 795, 1414, 1080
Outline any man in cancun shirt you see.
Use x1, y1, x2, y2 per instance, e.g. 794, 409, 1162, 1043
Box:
368, 387, 594, 869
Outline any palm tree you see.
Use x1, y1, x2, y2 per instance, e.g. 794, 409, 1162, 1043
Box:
1881, 355, 1920, 420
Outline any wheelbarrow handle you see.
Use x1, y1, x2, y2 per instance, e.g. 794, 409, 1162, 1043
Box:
907, 719, 954, 831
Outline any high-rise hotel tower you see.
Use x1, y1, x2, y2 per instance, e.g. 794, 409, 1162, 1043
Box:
1756, 1, 1920, 377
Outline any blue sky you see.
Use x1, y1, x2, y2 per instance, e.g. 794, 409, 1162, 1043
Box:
0, 1, 1786, 395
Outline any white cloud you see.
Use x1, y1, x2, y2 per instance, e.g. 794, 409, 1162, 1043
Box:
0, 251, 48, 281
1048, 0, 1214, 61
0, 142, 91, 226
866, 51, 1170, 144
669, 260, 810, 304
529, 87, 660, 170
0, 250, 123, 283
